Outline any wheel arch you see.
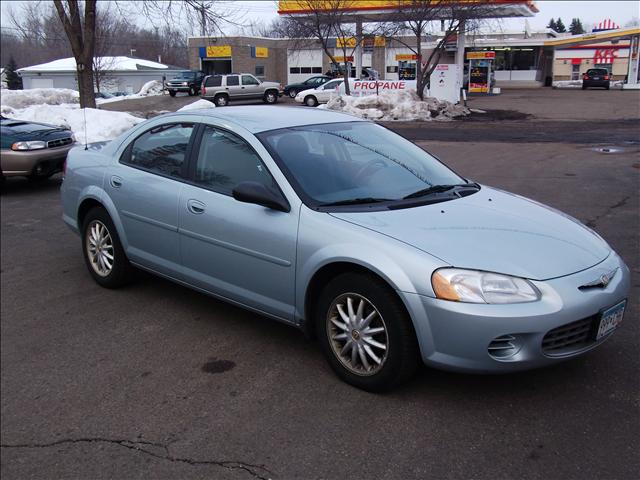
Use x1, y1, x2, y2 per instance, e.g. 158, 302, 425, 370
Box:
76, 190, 128, 249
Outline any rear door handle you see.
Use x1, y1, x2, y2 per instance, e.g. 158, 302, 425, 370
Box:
187, 199, 206, 214
110, 176, 123, 188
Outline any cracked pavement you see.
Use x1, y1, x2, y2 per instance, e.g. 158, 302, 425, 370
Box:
2, 89, 639, 479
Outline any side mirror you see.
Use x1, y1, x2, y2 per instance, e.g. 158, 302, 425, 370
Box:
232, 181, 290, 213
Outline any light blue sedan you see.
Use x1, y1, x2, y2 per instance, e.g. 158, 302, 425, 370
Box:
61, 106, 630, 391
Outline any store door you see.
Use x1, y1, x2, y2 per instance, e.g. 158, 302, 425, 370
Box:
203, 59, 232, 75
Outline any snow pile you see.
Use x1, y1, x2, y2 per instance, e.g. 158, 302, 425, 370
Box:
321, 90, 469, 121
138, 80, 164, 96
178, 99, 215, 111
553, 80, 624, 89
0, 88, 79, 109
3, 104, 143, 143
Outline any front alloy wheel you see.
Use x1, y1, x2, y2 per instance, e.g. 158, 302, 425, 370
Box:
327, 293, 389, 376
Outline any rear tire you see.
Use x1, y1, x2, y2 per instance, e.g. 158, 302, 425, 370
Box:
304, 95, 318, 107
169, 90, 176, 97
582, 85, 587, 90
188, 86, 196, 96
315, 272, 419, 392
214, 94, 229, 107
82, 207, 133, 289
288, 89, 298, 98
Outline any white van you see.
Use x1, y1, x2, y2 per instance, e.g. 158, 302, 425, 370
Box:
294, 78, 418, 107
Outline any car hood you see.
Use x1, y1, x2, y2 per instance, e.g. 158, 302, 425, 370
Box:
329, 186, 610, 281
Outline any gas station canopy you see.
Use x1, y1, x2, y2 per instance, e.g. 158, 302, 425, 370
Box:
277, 0, 538, 21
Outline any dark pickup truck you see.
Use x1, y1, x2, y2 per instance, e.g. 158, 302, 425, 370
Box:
166, 71, 205, 97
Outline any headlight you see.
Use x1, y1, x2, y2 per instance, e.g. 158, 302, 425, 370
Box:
182, 82, 188, 86
11, 141, 47, 151
432, 268, 540, 304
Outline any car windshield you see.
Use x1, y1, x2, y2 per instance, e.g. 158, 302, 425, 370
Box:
258, 122, 469, 207
174, 72, 195, 79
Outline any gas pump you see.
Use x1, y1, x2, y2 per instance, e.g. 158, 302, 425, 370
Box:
466, 51, 495, 93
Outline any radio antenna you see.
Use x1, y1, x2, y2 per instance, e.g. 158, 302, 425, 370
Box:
83, 106, 88, 150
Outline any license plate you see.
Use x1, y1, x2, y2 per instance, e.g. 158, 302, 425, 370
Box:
596, 300, 626, 340
593, 76, 600, 80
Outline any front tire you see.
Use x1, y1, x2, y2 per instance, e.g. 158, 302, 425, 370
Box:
82, 207, 133, 289
169, 90, 176, 97
264, 91, 278, 104
304, 95, 318, 107
188, 86, 196, 96
316, 272, 419, 392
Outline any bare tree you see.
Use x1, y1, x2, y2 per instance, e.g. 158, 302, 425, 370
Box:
382, 0, 491, 99
279, 0, 363, 95
53, 0, 97, 108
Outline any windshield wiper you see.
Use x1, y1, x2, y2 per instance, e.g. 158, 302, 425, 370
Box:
403, 182, 479, 200
318, 197, 394, 207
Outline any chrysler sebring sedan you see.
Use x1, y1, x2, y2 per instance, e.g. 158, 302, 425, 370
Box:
61, 107, 629, 391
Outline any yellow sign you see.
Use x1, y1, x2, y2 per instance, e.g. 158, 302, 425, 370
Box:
466, 51, 496, 59
279, 1, 539, 14
206, 45, 232, 58
395, 54, 418, 61
255, 46, 269, 58
374, 36, 386, 47
334, 56, 354, 63
337, 37, 357, 48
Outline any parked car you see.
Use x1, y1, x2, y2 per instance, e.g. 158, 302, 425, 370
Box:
294, 78, 345, 107
201, 73, 281, 106
166, 70, 205, 97
582, 68, 611, 90
94, 91, 114, 99
1, 115, 74, 181
61, 107, 630, 392
283, 75, 331, 98
294, 78, 418, 107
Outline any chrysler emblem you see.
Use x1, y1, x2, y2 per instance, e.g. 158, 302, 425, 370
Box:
579, 268, 618, 289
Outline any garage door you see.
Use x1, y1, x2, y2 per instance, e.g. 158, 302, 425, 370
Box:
30, 78, 54, 88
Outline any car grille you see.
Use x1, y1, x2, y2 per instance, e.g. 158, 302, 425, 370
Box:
542, 315, 597, 356
488, 334, 519, 359
47, 137, 73, 148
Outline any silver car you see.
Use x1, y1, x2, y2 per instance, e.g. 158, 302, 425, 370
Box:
61, 107, 630, 392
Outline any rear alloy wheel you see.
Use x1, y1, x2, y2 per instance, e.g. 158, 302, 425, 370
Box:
316, 272, 419, 392
288, 89, 298, 98
305, 95, 318, 107
264, 91, 278, 104
188, 86, 196, 96
214, 94, 228, 107
82, 207, 133, 288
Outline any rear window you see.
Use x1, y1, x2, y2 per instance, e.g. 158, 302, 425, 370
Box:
587, 69, 608, 75
205, 76, 222, 87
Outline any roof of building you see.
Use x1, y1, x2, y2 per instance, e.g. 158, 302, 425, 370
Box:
171, 106, 365, 133
18, 56, 170, 73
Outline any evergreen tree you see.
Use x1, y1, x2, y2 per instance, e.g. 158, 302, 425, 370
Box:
569, 18, 585, 35
4, 56, 23, 90
547, 18, 557, 31
555, 18, 567, 33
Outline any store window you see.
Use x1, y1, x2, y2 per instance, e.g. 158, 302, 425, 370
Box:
398, 60, 416, 80
290, 67, 301, 74
312, 67, 323, 73
255, 65, 265, 77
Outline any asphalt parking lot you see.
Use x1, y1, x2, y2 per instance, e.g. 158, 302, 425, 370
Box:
2, 89, 639, 479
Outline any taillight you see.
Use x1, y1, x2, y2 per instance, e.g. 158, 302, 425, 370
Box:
583, 74, 589, 80
202, 86, 206, 95
604, 75, 610, 80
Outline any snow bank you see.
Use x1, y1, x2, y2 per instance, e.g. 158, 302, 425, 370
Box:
553, 79, 624, 89
4, 104, 143, 143
138, 80, 164, 96
0, 88, 79, 108
177, 99, 215, 111
321, 90, 469, 121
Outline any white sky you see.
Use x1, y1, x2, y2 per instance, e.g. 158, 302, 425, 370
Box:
1, 1, 639, 34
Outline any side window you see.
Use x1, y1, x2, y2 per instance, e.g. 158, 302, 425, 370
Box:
242, 75, 259, 86
206, 76, 222, 87
124, 123, 194, 178
195, 126, 275, 195
323, 80, 341, 90
226, 75, 239, 86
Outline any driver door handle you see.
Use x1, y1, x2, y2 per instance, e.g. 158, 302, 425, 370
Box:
187, 199, 206, 214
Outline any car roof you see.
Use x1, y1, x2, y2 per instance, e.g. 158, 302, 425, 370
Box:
172, 106, 367, 133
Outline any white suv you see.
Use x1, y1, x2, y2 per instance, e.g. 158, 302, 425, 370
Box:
201, 74, 282, 107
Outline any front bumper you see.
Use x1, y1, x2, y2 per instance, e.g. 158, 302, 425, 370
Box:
167, 85, 191, 91
401, 252, 630, 373
1, 144, 73, 177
